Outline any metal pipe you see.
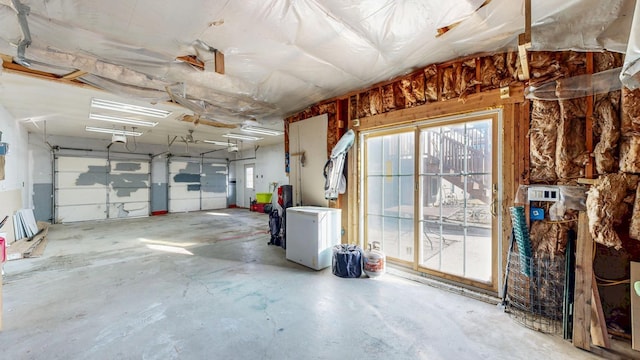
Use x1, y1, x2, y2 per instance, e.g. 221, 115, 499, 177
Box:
53, 145, 152, 157
11, 0, 32, 67
229, 156, 256, 162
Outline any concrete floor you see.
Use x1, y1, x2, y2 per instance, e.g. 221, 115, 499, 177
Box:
0, 209, 600, 360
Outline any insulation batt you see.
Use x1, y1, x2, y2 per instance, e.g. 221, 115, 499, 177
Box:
631, 185, 640, 240
457, 60, 479, 100
382, 84, 395, 112
369, 88, 382, 115
622, 87, 640, 134
349, 96, 357, 120
619, 135, 640, 173
424, 65, 438, 101
586, 174, 639, 250
529, 52, 567, 87
593, 97, 620, 174
529, 221, 569, 259
393, 81, 406, 109
530, 100, 560, 183
400, 78, 416, 107
556, 98, 587, 179
481, 57, 498, 90
359, 91, 371, 118
441, 67, 455, 100
411, 73, 426, 104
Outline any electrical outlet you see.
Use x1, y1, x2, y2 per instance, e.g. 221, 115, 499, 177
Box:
527, 186, 559, 202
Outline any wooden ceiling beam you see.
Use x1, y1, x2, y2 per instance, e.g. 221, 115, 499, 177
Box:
60, 69, 87, 80
1, 53, 96, 90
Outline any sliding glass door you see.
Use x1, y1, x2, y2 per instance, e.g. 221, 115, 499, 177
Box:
363, 112, 498, 289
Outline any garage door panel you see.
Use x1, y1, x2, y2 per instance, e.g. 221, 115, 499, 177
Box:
169, 160, 201, 212
57, 172, 108, 188
109, 187, 148, 203
169, 199, 200, 213
200, 163, 226, 210
57, 204, 107, 223
57, 188, 107, 206
109, 202, 149, 218
108, 160, 150, 218
111, 160, 149, 173
202, 196, 226, 210
57, 157, 107, 171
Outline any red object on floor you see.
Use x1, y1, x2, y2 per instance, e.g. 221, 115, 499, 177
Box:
0, 237, 5, 263
151, 210, 168, 216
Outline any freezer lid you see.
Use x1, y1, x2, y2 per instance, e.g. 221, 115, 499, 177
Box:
287, 206, 341, 214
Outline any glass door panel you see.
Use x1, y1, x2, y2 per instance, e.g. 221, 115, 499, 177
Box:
419, 119, 493, 284
365, 132, 414, 262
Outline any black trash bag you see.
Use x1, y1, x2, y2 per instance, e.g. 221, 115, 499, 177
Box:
332, 244, 362, 278
267, 208, 281, 246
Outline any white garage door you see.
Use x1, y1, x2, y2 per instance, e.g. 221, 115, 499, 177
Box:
55, 155, 151, 223
201, 161, 227, 210
108, 158, 151, 219
56, 156, 108, 222
168, 158, 227, 212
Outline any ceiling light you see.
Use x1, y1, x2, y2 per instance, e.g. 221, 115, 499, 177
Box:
91, 98, 172, 118
241, 125, 283, 136
222, 133, 263, 141
89, 113, 158, 127
203, 140, 233, 146
85, 126, 143, 137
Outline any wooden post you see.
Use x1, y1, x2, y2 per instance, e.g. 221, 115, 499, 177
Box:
573, 211, 593, 350
585, 52, 594, 178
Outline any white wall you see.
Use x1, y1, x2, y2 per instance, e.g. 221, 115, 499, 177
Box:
288, 114, 328, 207
234, 143, 288, 208
0, 104, 29, 242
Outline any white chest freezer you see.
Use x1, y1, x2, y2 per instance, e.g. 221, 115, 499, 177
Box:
286, 206, 341, 270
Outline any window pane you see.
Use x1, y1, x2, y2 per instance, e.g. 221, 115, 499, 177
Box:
367, 137, 383, 175
466, 120, 492, 174
367, 176, 383, 216
246, 167, 254, 189
365, 131, 414, 263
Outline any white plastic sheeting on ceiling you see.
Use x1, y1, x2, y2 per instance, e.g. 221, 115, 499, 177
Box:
0, 0, 637, 125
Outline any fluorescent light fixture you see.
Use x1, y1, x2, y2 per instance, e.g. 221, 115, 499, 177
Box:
203, 140, 233, 146
222, 133, 263, 141
85, 126, 143, 137
91, 98, 172, 118
89, 113, 158, 127
241, 125, 283, 136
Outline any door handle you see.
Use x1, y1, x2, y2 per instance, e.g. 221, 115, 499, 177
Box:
490, 184, 498, 217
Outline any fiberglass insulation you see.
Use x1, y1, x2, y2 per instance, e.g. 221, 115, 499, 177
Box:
530, 100, 560, 183
586, 173, 639, 249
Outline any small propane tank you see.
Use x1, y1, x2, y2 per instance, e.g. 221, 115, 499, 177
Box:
363, 241, 386, 278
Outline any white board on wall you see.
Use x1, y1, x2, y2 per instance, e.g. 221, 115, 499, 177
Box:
288, 114, 328, 207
